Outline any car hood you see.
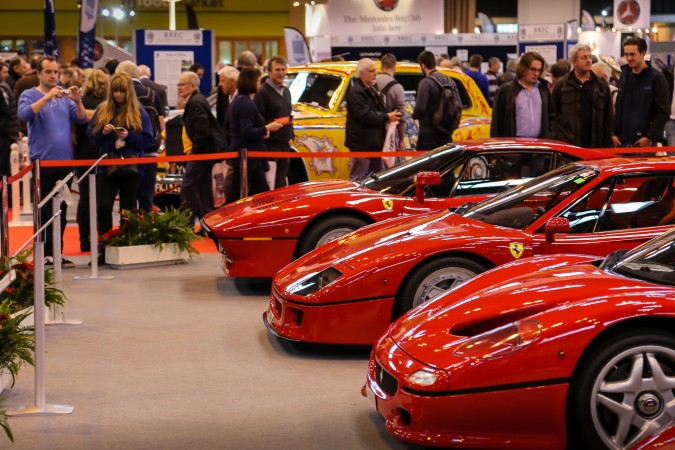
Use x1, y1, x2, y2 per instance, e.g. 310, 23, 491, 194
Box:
391, 257, 671, 369
205, 180, 362, 225
277, 210, 524, 284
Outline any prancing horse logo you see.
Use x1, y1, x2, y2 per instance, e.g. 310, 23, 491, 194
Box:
509, 242, 524, 259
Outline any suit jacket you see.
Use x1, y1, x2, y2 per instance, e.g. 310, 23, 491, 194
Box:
183, 91, 226, 154
140, 77, 168, 115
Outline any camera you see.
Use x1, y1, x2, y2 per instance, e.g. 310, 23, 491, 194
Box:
60, 88, 71, 96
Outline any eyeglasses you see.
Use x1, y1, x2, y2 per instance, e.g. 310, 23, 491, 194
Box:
177, 82, 188, 87
529, 67, 543, 73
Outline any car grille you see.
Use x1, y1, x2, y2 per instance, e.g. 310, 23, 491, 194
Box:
375, 362, 398, 397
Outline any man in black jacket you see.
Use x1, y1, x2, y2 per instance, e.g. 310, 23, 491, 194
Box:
254, 56, 294, 188
491, 52, 555, 139
413, 50, 459, 150
612, 37, 669, 148
552, 44, 613, 148
179, 71, 227, 226
345, 58, 401, 181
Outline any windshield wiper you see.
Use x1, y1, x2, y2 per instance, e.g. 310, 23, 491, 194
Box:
600, 249, 628, 270
360, 172, 379, 186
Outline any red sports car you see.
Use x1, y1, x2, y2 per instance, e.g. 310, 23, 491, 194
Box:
266, 158, 675, 345
201, 139, 609, 278
363, 227, 675, 449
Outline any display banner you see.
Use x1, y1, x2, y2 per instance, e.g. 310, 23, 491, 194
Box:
331, 33, 516, 47
327, 0, 443, 36
614, 0, 651, 31
78, 0, 98, 68
43, 0, 58, 57
284, 27, 311, 65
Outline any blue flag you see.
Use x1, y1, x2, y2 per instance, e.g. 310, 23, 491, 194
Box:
78, 0, 99, 68
44, 0, 58, 58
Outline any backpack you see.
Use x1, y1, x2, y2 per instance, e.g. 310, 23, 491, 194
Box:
428, 75, 462, 135
380, 79, 401, 112
137, 87, 163, 152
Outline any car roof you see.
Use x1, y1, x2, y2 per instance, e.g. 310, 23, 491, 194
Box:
457, 138, 612, 159
288, 61, 476, 87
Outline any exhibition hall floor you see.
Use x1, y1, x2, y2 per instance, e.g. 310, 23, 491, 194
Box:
3, 225, 419, 450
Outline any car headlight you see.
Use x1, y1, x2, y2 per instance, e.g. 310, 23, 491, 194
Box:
406, 370, 437, 387
287, 267, 343, 296
453, 320, 542, 360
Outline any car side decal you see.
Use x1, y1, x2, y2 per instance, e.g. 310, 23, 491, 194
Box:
509, 242, 524, 259
382, 199, 393, 210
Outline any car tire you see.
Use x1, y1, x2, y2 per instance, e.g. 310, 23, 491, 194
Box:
393, 256, 487, 318
568, 329, 675, 450
298, 215, 369, 256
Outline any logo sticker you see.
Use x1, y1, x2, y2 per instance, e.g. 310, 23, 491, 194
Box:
509, 242, 524, 259
382, 199, 393, 210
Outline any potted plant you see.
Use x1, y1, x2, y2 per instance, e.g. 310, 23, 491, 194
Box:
99, 207, 201, 269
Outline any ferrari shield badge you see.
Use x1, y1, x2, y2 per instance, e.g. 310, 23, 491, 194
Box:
382, 199, 393, 210
509, 242, 524, 259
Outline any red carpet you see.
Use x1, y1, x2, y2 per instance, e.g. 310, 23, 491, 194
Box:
8, 224, 218, 257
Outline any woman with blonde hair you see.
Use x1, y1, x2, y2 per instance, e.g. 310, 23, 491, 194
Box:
75, 68, 109, 252
88, 72, 153, 236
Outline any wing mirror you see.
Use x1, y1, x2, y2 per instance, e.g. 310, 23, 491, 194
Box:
415, 171, 441, 203
544, 217, 570, 243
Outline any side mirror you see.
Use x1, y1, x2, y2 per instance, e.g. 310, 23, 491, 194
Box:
415, 171, 441, 203
544, 217, 570, 243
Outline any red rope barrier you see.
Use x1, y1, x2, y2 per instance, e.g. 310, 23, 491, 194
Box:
8, 163, 34, 184
24, 146, 675, 169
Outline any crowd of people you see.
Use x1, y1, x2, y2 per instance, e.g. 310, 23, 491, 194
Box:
0, 50, 296, 266
0, 37, 673, 264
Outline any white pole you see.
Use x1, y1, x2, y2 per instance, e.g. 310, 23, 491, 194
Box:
47, 194, 83, 325
169, 0, 176, 30
20, 138, 32, 216
73, 172, 114, 281
6, 240, 74, 416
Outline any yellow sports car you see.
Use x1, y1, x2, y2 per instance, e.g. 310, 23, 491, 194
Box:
287, 61, 492, 181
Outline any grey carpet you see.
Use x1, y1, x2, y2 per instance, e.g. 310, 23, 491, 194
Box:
2, 254, 421, 450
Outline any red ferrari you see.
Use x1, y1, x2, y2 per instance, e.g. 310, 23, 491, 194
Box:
363, 227, 675, 449
201, 139, 609, 278
266, 158, 675, 345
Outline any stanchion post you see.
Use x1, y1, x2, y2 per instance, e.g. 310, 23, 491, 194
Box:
48, 192, 83, 325
240, 147, 248, 200
73, 154, 113, 281
6, 161, 74, 416
21, 139, 32, 216
10, 143, 20, 225
1, 176, 8, 261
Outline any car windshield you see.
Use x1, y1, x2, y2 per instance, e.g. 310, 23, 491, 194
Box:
461, 164, 599, 229
360, 144, 465, 195
609, 228, 675, 286
286, 71, 343, 110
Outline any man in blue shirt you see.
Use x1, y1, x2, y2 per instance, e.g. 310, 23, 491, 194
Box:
464, 54, 491, 106
490, 51, 555, 140
18, 55, 86, 267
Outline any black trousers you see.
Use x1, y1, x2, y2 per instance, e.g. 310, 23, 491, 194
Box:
39, 166, 72, 258
225, 158, 269, 204
97, 170, 141, 235
179, 160, 214, 223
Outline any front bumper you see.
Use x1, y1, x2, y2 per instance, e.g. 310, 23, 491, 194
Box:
365, 336, 569, 449
264, 285, 395, 345
214, 237, 297, 278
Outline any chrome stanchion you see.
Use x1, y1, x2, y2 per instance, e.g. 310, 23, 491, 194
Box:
46, 184, 82, 326
73, 154, 113, 281
240, 147, 248, 199
1, 176, 8, 261
7, 161, 74, 416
